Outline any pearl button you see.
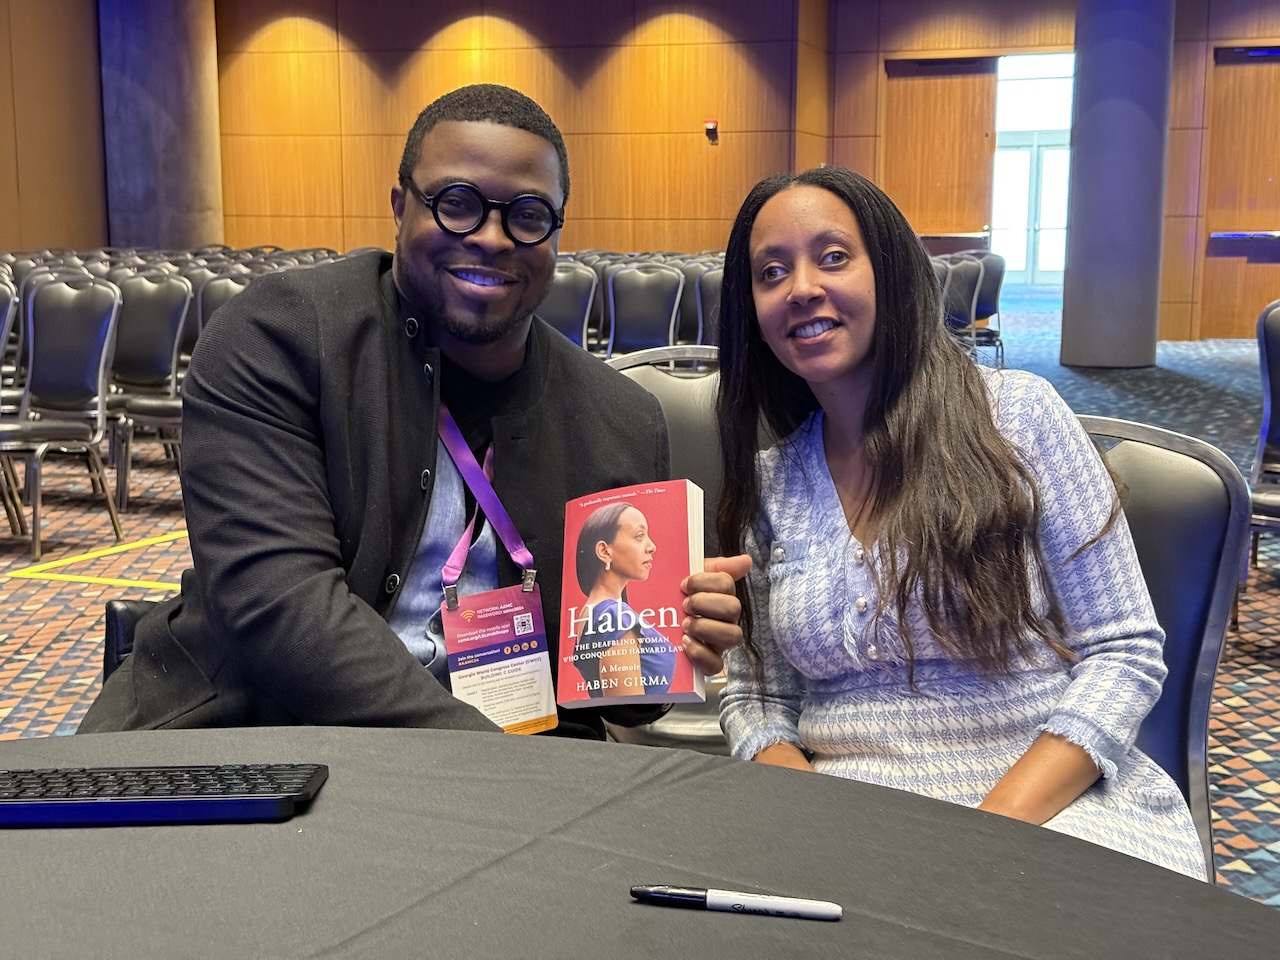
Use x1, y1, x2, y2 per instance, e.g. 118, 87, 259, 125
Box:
404, 317, 419, 337
867, 643, 879, 660
420, 469, 431, 490
854, 547, 865, 565
854, 596, 869, 613
771, 545, 785, 561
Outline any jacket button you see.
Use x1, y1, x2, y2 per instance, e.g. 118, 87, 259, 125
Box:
423, 362, 434, 380
385, 574, 401, 594
404, 317, 419, 337
420, 469, 431, 490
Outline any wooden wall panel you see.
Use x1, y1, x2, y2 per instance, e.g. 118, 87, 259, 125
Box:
832, 52, 878, 137
1164, 128, 1202, 218
560, 219, 635, 253
877, 0, 1073, 55
880, 63, 996, 234
218, 51, 342, 135
344, 215, 397, 252
341, 135, 401, 218
1175, 0, 1209, 41
798, 0, 827, 50
1159, 301, 1193, 340
8, 0, 106, 249
224, 215, 345, 251
631, 1, 796, 46
216, 0, 337, 52
1169, 41, 1207, 129
216, 1, 802, 254
832, 0, 878, 53
220, 136, 344, 217
796, 43, 830, 136
633, 219, 733, 252
1160, 216, 1198, 303
1209, 0, 1280, 41
560, 134, 635, 220
1204, 60, 1280, 232
795, 132, 828, 171
831, 136, 877, 178
1199, 258, 1280, 339
0, 0, 20, 250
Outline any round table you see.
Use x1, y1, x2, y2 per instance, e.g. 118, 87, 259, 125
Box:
1, 727, 1276, 958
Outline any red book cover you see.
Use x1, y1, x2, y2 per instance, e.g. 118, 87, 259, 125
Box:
558, 480, 706, 708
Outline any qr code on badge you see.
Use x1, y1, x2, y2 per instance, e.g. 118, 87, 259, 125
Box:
513, 612, 534, 636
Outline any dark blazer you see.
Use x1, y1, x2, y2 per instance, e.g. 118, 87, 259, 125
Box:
80, 253, 670, 739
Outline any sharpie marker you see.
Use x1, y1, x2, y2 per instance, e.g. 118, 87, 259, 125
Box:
630, 885, 842, 921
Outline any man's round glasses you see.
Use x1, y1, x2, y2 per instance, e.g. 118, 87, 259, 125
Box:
403, 181, 563, 246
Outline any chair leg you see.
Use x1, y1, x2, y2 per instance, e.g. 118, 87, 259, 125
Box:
114, 419, 133, 512
86, 445, 124, 543
0, 455, 25, 536
29, 448, 45, 562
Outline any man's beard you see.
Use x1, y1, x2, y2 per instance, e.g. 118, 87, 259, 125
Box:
393, 246, 545, 346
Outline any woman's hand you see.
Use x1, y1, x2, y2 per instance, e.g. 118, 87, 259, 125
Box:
679, 554, 752, 673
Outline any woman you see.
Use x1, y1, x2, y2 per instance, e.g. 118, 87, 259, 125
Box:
571, 502, 679, 698
714, 166, 1206, 879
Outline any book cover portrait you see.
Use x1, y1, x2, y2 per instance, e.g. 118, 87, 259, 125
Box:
558, 481, 705, 707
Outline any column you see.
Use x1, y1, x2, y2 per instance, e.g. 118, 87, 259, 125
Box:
98, 0, 223, 248
1060, 0, 1175, 367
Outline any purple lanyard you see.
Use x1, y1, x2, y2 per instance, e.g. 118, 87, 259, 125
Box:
438, 403, 536, 609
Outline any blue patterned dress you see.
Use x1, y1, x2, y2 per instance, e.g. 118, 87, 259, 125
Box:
720, 368, 1207, 879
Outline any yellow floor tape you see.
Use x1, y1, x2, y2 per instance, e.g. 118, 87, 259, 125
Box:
3, 531, 188, 590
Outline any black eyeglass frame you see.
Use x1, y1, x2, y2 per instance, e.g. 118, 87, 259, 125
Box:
401, 180, 565, 247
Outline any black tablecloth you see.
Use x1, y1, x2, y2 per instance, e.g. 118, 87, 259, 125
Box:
1, 727, 1276, 959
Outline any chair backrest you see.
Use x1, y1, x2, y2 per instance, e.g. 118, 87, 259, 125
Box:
1253, 298, 1280, 483
941, 255, 983, 329
675, 259, 710, 344
1077, 415, 1250, 880
112, 270, 193, 392
23, 273, 122, 433
607, 262, 685, 357
958, 249, 1005, 323
103, 598, 159, 680
696, 267, 723, 346
538, 260, 597, 347
607, 345, 721, 551
198, 274, 251, 333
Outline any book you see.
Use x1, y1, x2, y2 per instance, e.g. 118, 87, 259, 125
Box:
558, 479, 706, 708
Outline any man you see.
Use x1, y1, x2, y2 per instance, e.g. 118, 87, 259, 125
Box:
80, 84, 746, 739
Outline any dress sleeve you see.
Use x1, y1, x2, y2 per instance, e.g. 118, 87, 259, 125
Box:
719, 521, 809, 760
995, 373, 1167, 779
181, 274, 498, 730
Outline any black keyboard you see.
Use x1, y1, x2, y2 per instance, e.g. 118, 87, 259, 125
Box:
0, 763, 328, 827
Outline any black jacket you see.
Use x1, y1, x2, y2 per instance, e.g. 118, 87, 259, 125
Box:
81, 253, 670, 739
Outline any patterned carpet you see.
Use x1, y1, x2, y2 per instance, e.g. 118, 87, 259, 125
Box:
1, 286, 1278, 906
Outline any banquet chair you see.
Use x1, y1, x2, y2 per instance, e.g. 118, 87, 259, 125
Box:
109, 271, 193, 510
696, 267, 723, 346
1247, 300, 1280, 583
939, 255, 985, 358
0, 273, 124, 560
602, 345, 728, 754
103, 597, 157, 681
605, 262, 685, 357
674, 259, 711, 344
198, 273, 251, 334
958, 250, 1005, 367
1079, 415, 1249, 880
538, 260, 597, 347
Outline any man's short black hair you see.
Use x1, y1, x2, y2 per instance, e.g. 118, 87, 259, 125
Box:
398, 83, 570, 206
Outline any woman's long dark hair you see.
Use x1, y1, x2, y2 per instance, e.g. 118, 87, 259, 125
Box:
575, 501, 634, 595
715, 166, 1077, 676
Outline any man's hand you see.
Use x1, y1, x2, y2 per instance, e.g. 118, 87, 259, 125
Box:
679, 554, 752, 673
